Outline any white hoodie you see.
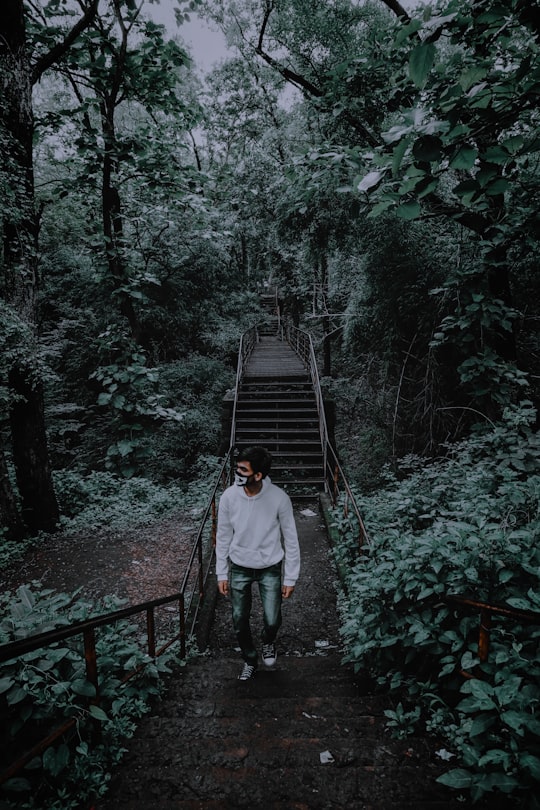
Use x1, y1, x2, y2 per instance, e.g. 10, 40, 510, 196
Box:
216, 477, 300, 586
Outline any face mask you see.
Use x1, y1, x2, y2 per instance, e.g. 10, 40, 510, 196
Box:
235, 472, 250, 487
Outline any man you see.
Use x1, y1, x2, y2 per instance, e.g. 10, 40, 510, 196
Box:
216, 446, 301, 681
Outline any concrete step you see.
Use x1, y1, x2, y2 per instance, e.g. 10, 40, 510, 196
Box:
236, 419, 320, 428
236, 404, 318, 413
99, 656, 458, 809
95, 503, 468, 810
234, 440, 323, 450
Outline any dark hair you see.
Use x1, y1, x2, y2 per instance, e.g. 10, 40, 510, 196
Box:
237, 446, 272, 478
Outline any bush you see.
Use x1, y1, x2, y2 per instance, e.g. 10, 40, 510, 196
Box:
53, 470, 188, 530
336, 403, 540, 805
0, 584, 177, 810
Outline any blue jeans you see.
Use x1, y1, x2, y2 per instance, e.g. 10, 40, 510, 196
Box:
230, 562, 283, 666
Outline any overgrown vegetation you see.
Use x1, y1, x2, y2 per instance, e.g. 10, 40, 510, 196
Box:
334, 403, 540, 806
0, 584, 180, 810
1, 0, 539, 804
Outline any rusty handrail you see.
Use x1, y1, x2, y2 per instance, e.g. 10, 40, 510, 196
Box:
0, 449, 233, 786
230, 324, 258, 455
445, 594, 540, 665
282, 322, 369, 550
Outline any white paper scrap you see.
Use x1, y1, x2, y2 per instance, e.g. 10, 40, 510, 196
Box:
320, 750, 335, 764
435, 749, 455, 761
300, 509, 317, 516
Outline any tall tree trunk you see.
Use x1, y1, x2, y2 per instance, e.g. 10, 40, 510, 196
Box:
0, 444, 24, 541
1, 0, 59, 534
9, 366, 58, 533
101, 99, 142, 342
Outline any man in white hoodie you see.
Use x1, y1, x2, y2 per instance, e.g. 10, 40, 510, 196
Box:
216, 446, 301, 681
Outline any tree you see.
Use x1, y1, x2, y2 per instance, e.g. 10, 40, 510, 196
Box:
204, 0, 539, 420
0, 0, 101, 534
348, 0, 539, 409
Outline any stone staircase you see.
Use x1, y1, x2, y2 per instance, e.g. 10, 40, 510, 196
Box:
96, 503, 461, 810
235, 336, 326, 498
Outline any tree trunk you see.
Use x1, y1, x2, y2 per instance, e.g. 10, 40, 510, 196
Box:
1, 0, 59, 534
9, 366, 59, 533
101, 99, 142, 342
0, 444, 24, 542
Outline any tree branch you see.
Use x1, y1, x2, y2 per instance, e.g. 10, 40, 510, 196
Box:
31, 0, 100, 84
377, 0, 411, 23
257, 0, 275, 51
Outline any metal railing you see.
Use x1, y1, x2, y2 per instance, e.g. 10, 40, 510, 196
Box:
0, 321, 261, 784
0, 450, 233, 786
230, 324, 259, 453
445, 594, 540, 672
280, 322, 369, 550
274, 316, 538, 678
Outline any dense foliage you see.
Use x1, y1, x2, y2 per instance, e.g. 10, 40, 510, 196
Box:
1, 0, 539, 805
0, 584, 178, 810
334, 403, 540, 804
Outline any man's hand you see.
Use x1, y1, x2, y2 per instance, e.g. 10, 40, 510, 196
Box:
282, 585, 295, 599
218, 579, 229, 596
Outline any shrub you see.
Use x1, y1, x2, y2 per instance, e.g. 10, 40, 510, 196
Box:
0, 584, 177, 809
53, 470, 188, 530
336, 403, 540, 805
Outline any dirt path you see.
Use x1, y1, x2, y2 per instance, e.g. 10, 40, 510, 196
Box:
0, 513, 198, 607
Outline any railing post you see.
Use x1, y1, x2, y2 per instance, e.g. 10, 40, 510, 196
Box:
179, 594, 186, 658
147, 608, 156, 659
333, 464, 339, 505
211, 495, 217, 548
198, 534, 204, 600
478, 609, 492, 663
83, 627, 101, 742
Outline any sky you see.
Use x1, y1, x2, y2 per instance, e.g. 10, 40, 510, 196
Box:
145, 1, 229, 72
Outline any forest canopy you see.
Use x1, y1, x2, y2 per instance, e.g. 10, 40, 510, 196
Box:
1, 0, 539, 537
1, 2, 539, 806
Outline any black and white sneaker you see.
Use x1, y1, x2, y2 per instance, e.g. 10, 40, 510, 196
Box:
262, 642, 277, 667
238, 663, 257, 681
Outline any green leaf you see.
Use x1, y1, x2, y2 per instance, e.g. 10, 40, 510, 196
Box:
520, 753, 540, 780
413, 135, 443, 162
7, 686, 27, 705
470, 713, 496, 736
396, 201, 421, 220
89, 704, 109, 722
417, 178, 439, 199
436, 768, 472, 789
485, 177, 509, 195
482, 145, 509, 165
460, 66, 487, 91
17, 585, 35, 610
501, 710, 526, 735
502, 135, 524, 154
392, 139, 409, 176
476, 772, 520, 794
409, 43, 436, 87
71, 679, 97, 697
367, 199, 395, 218
449, 145, 477, 170
2, 777, 31, 792
0, 676, 14, 694
43, 743, 70, 777
357, 171, 383, 193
